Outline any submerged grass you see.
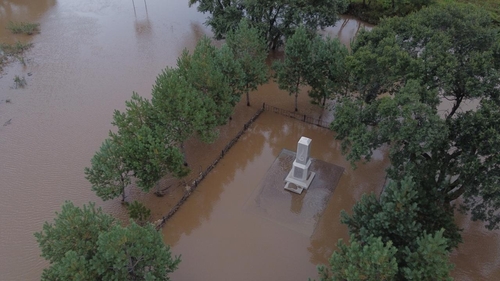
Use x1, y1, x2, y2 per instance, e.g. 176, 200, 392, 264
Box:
0, 41, 34, 71
13, 75, 27, 88
7, 21, 40, 35
0, 41, 33, 56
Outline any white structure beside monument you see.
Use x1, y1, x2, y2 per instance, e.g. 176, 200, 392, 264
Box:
284, 136, 316, 194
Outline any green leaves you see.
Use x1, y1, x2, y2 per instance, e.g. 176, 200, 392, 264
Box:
226, 19, 269, 106
34, 201, 114, 264
190, 0, 348, 50
307, 36, 349, 106
333, 2, 500, 229
35, 202, 180, 281
126, 200, 152, 226
273, 26, 312, 112
177, 36, 237, 133
94, 222, 180, 281
84, 138, 131, 201
322, 236, 398, 281
318, 178, 456, 281
402, 230, 454, 281
87, 34, 256, 201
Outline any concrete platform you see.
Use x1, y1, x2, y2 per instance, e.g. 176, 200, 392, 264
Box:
244, 149, 344, 237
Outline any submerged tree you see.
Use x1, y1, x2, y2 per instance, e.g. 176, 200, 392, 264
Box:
188, 0, 349, 50
111, 93, 187, 194
306, 36, 349, 106
332, 3, 500, 229
151, 67, 213, 160
84, 138, 131, 201
342, 177, 462, 251
34, 201, 180, 280
226, 19, 269, 106
316, 178, 455, 281
273, 26, 311, 112
318, 236, 398, 281
318, 230, 453, 281
177, 36, 238, 139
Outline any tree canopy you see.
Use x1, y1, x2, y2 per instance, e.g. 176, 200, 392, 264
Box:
317, 178, 455, 281
273, 25, 312, 112
331, 2, 500, 229
306, 35, 349, 106
111, 93, 187, 193
176, 36, 240, 139
189, 0, 349, 49
84, 138, 131, 201
226, 19, 269, 106
86, 36, 250, 201
34, 201, 180, 281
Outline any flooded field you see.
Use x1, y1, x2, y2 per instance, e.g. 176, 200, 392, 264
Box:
0, 0, 498, 280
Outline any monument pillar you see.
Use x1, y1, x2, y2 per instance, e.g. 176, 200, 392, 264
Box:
284, 137, 316, 194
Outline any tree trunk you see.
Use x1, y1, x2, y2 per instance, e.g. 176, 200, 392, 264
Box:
295, 92, 298, 112
120, 175, 126, 202
180, 142, 188, 167
295, 81, 300, 112
246, 89, 250, 106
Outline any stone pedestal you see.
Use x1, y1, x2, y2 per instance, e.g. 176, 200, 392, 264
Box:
284, 137, 316, 194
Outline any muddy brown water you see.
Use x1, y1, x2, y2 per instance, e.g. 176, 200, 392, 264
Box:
0, 1, 497, 280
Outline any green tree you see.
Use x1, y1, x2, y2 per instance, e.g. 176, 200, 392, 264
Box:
226, 19, 269, 106
341, 177, 462, 252
93, 222, 180, 280
318, 236, 398, 281
402, 230, 454, 281
126, 200, 152, 226
112, 93, 187, 193
84, 138, 131, 202
332, 3, 500, 229
306, 36, 349, 106
189, 0, 349, 50
316, 179, 455, 281
177, 37, 236, 138
273, 26, 311, 112
151, 67, 213, 160
34, 201, 180, 281
317, 230, 453, 281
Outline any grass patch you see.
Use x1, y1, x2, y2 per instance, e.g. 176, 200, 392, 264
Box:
7, 21, 40, 35
0, 41, 33, 71
0, 41, 33, 56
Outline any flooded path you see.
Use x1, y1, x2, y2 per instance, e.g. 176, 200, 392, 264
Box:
0, 1, 497, 280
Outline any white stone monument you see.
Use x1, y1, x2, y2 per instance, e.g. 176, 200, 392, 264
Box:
284, 136, 316, 194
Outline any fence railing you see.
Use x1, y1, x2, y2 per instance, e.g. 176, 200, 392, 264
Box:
261, 103, 331, 129
155, 107, 264, 230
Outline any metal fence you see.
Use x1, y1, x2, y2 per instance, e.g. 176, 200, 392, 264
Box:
261, 103, 331, 129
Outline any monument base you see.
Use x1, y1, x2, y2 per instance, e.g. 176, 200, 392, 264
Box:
284, 171, 316, 194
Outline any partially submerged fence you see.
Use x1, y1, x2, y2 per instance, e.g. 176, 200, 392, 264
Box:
262, 103, 331, 129
155, 107, 264, 230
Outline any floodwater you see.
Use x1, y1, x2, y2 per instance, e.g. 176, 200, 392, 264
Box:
0, 0, 497, 280
162, 112, 390, 280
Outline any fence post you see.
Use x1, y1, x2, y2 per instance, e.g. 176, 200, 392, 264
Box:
262, 102, 265, 110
